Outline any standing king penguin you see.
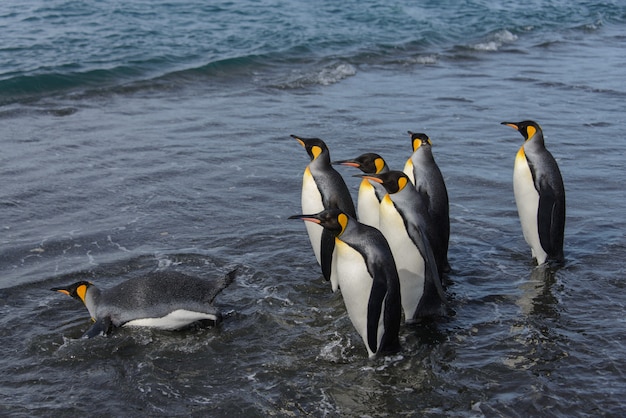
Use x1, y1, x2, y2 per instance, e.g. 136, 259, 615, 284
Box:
51, 270, 237, 338
361, 171, 446, 321
403, 131, 451, 275
333, 153, 390, 228
292, 135, 356, 286
289, 208, 401, 358
502, 120, 565, 265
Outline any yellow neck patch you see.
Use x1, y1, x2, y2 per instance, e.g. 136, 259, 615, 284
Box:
76, 284, 88, 304
311, 145, 322, 160
337, 213, 348, 235
374, 157, 384, 173
412, 138, 421, 152
526, 125, 537, 140
398, 176, 408, 191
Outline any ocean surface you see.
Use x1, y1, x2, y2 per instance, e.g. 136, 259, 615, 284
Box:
1, 0, 625, 416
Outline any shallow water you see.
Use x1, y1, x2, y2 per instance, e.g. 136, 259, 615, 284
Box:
2, 1, 626, 416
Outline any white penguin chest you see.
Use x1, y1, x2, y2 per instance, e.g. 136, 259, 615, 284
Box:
332, 239, 381, 357
513, 147, 546, 262
357, 180, 380, 228
302, 167, 325, 263
402, 159, 415, 185
123, 309, 219, 330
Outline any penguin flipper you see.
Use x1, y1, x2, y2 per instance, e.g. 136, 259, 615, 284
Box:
366, 280, 387, 354
537, 187, 565, 262
82, 317, 112, 339
407, 224, 446, 317
320, 228, 335, 281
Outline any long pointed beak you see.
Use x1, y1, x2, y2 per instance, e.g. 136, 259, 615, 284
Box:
288, 214, 321, 224
355, 174, 384, 184
50, 287, 70, 296
290, 134, 305, 147
501, 122, 519, 130
332, 159, 360, 167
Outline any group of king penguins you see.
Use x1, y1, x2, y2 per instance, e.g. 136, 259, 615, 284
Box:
50, 120, 564, 349
289, 120, 566, 358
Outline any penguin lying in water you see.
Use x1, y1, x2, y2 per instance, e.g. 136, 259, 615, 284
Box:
51, 269, 237, 338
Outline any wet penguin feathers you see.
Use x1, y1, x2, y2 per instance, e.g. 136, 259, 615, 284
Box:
52, 269, 237, 338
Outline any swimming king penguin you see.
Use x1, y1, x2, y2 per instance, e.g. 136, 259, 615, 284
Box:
333, 153, 390, 228
51, 269, 237, 338
292, 135, 356, 285
501, 120, 565, 265
361, 171, 446, 321
403, 131, 451, 274
289, 208, 401, 358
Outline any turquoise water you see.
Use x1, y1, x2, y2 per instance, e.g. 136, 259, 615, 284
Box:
1, 1, 625, 416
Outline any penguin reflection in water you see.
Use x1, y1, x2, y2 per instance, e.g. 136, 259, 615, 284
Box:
290, 208, 401, 358
501, 120, 565, 266
51, 270, 237, 338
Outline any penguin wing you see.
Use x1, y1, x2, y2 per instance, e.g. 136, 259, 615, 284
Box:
537, 182, 565, 260
366, 278, 387, 354
320, 228, 335, 281
407, 223, 446, 303
82, 316, 112, 338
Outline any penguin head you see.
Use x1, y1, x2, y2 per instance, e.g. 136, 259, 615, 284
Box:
333, 153, 387, 174
51, 281, 93, 306
289, 208, 349, 236
291, 135, 330, 162
359, 170, 411, 195
501, 120, 542, 141
408, 131, 432, 151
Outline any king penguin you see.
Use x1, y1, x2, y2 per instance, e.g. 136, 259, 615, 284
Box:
51, 269, 237, 338
292, 135, 356, 285
289, 208, 401, 358
403, 131, 451, 275
333, 153, 389, 228
361, 171, 446, 321
502, 120, 565, 265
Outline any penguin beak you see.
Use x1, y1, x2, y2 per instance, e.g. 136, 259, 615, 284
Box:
50, 287, 70, 296
290, 134, 305, 148
356, 174, 384, 184
501, 122, 519, 131
332, 159, 360, 168
288, 214, 321, 224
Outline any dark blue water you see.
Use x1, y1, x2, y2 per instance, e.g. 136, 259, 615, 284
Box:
1, 1, 625, 416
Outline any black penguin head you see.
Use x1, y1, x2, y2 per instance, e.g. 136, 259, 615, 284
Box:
51, 281, 93, 305
359, 170, 411, 195
408, 131, 432, 152
289, 208, 348, 235
501, 120, 542, 141
333, 153, 387, 174
291, 135, 330, 162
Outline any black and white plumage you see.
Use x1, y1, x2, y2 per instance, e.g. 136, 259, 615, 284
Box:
502, 120, 565, 265
51, 270, 236, 338
333, 153, 390, 228
290, 208, 401, 358
362, 171, 446, 322
403, 132, 450, 274
292, 135, 356, 287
